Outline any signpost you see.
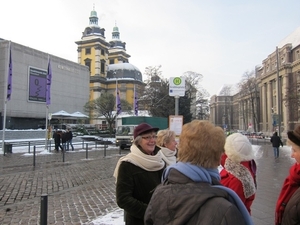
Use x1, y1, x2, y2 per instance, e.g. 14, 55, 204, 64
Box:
169, 77, 185, 115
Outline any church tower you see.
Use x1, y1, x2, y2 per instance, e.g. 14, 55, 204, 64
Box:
76, 7, 145, 125
75, 6, 110, 101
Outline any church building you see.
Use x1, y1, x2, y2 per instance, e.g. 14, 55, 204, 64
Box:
75, 7, 145, 125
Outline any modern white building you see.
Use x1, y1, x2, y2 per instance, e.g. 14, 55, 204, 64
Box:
0, 40, 90, 129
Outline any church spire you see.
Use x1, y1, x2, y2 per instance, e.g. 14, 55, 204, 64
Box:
89, 4, 98, 26
112, 22, 120, 40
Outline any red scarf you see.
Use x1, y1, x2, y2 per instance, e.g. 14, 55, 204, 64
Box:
275, 163, 300, 225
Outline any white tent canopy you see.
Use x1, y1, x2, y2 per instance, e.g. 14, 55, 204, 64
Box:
70, 111, 89, 118
51, 110, 72, 118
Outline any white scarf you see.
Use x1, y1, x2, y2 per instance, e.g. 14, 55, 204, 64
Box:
113, 144, 165, 180
224, 158, 256, 198
159, 146, 177, 166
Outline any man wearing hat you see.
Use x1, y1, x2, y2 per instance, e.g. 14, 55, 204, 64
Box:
275, 124, 300, 225
113, 123, 165, 225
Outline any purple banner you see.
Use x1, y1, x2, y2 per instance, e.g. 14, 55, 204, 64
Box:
28, 67, 47, 102
117, 89, 122, 115
46, 59, 52, 105
134, 85, 138, 116
7, 47, 12, 101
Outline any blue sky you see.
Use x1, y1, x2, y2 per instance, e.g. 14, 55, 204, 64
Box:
1, 0, 300, 96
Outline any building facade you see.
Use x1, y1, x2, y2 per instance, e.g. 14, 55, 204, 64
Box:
210, 26, 300, 138
0, 40, 90, 129
75, 7, 145, 125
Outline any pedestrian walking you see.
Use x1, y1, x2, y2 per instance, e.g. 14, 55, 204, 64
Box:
145, 120, 253, 225
275, 124, 300, 225
220, 133, 257, 214
270, 132, 284, 158
54, 130, 63, 152
66, 128, 74, 151
113, 123, 165, 225
61, 130, 67, 151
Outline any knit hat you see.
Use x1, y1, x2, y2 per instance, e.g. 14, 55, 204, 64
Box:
133, 123, 159, 139
224, 133, 254, 163
287, 124, 300, 147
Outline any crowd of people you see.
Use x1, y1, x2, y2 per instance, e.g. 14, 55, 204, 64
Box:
52, 128, 74, 152
113, 120, 300, 225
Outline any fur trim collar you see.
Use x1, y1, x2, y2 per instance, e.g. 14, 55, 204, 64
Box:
224, 158, 256, 198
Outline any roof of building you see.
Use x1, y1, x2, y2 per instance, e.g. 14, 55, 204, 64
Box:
278, 26, 300, 49
107, 63, 143, 81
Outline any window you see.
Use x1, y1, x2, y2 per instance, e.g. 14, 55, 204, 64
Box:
101, 61, 105, 73
101, 49, 105, 55
109, 59, 114, 64
85, 48, 91, 55
85, 61, 91, 72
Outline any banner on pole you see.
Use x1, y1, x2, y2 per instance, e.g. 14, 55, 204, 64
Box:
134, 85, 138, 116
46, 59, 52, 106
116, 90, 122, 115
7, 47, 12, 101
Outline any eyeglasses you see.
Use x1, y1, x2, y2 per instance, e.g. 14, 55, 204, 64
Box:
141, 135, 157, 140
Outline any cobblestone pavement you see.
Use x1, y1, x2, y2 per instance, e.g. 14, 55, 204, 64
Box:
0, 139, 295, 225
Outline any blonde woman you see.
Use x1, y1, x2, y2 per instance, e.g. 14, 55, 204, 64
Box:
145, 120, 253, 225
156, 129, 177, 166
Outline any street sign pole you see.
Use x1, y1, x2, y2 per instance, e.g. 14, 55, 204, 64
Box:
169, 77, 185, 116
175, 96, 179, 115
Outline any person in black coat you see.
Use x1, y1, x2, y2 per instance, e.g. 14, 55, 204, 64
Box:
66, 128, 74, 151
270, 132, 283, 158
54, 130, 63, 152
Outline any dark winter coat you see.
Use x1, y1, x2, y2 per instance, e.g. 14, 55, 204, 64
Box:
54, 132, 61, 144
66, 131, 73, 141
281, 187, 300, 225
144, 169, 247, 225
271, 133, 283, 147
116, 161, 164, 225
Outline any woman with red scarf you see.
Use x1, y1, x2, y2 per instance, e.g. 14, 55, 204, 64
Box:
275, 124, 300, 225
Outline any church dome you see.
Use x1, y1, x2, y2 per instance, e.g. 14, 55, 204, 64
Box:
107, 63, 142, 81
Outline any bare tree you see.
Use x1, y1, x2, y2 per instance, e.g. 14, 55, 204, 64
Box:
219, 85, 233, 130
84, 93, 131, 135
283, 73, 300, 122
238, 71, 260, 132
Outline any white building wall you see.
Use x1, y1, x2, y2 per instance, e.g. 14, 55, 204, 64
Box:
0, 40, 90, 119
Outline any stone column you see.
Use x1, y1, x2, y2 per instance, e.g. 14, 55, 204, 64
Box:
267, 81, 273, 135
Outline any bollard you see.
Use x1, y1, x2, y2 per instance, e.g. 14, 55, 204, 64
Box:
33, 146, 36, 167
62, 148, 65, 163
28, 141, 31, 153
104, 143, 107, 157
85, 144, 89, 159
82, 140, 84, 149
40, 194, 48, 225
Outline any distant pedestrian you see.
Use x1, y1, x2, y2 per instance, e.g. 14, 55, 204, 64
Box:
270, 132, 283, 158
220, 133, 257, 214
66, 128, 74, 151
61, 131, 67, 151
275, 124, 300, 225
145, 120, 253, 225
54, 130, 63, 152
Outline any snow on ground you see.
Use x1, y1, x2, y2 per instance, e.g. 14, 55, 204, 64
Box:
89, 208, 124, 225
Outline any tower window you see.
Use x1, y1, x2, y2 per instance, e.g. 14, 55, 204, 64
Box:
85, 48, 91, 55
101, 61, 105, 73
85, 61, 91, 72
